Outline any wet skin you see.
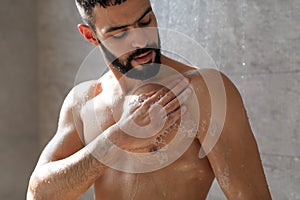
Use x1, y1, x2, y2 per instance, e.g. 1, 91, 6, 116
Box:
81, 56, 216, 200
27, 56, 271, 200
79, 54, 270, 199
27, 0, 272, 199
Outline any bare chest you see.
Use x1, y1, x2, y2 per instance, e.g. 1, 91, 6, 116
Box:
80, 88, 122, 145
80, 75, 215, 198
94, 140, 215, 200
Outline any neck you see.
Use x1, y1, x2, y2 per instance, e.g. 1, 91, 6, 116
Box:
107, 54, 176, 94
107, 64, 146, 93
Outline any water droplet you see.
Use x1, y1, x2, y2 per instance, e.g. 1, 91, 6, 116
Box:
242, 62, 246, 67
294, 157, 299, 162
241, 76, 245, 79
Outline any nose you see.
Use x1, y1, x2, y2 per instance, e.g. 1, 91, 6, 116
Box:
130, 28, 148, 49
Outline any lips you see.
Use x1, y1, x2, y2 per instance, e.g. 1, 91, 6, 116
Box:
133, 51, 153, 65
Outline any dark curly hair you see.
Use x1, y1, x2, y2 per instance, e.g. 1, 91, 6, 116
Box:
75, 0, 127, 29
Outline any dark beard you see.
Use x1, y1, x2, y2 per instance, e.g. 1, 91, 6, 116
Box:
99, 39, 162, 80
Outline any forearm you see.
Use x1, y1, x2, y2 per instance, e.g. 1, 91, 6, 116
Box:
27, 127, 115, 200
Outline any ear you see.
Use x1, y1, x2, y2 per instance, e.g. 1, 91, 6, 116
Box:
77, 24, 100, 46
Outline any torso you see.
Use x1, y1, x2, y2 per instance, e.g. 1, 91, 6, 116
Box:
80, 57, 215, 200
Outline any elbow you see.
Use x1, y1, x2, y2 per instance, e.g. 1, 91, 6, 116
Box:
27, 173, 53, 200
27, 171, 82, 200
27, 173, 42, 200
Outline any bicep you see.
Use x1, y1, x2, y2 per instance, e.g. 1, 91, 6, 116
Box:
196, 70, 270, 199
36, 88, 85, 167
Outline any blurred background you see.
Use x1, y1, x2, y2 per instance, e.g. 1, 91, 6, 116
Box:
0, 0, 299, 199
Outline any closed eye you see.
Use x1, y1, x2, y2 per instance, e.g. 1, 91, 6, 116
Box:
138, 11, 152, 26
112, 31, 127, 39
139, 18, 152, 26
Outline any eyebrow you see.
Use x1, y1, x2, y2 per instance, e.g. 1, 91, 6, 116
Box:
104, 7, 152, 34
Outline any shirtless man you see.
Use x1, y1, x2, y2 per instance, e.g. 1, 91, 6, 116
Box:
27, 0, 272, 199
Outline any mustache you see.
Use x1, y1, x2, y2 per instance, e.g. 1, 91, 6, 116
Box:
127, 44, 160, 62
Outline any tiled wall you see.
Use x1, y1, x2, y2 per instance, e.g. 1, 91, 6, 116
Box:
0, 0, 38, 199
1, 0, 299, 199
152, 0, 300, 199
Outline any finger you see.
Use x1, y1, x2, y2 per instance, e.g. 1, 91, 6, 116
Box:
127, 96, 143, 114
163, 105, 187, 129
143, 91, 156, 98
157, 78, 190, 106
132, 97, 161, 121
132, 106, 150, 120
145, 78, 182, 104
127, 91, 156, 114
133, 77, 189, 116
134, 85, 170, 114
160, 87, 192, 116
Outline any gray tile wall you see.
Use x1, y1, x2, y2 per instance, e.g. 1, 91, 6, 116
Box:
153, 0, 300, 199
0, 0, 38, 199
1, 0, 299, 199
36, 0, 94, 148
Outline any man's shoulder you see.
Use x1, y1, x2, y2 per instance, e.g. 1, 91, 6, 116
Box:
65, 71, 116, 108
183, 67, 243, 113
73, 80, 99, 99
183, 68, 235, 92
184, 67, 222, 78
62, 79, 101, 110
183, 68, 223, 88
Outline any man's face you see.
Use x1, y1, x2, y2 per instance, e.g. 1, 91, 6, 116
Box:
93, 0, 161, 80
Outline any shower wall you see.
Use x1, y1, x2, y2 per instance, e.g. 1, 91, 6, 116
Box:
37, 0, 93, 147
1, 0, 298, 199
152, 0, 300, 199
0, 0, 38, 199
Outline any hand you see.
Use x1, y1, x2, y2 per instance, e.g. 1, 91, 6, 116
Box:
108, 77, 192, 152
